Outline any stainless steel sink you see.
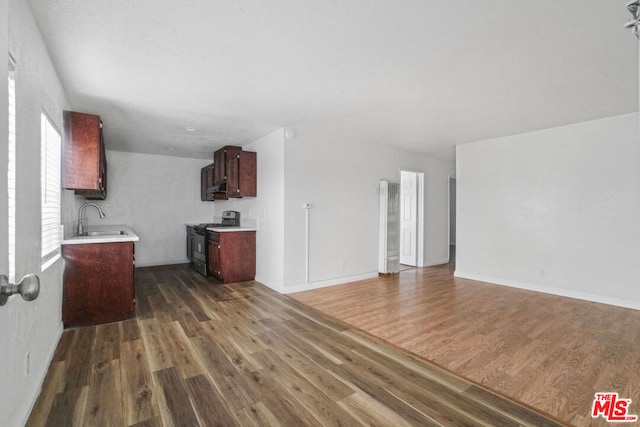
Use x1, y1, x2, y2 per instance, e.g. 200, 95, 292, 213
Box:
62, 226, 138, 245
75, 230, 127, 237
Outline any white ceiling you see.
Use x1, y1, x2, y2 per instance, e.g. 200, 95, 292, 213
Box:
25, 0, 639, 159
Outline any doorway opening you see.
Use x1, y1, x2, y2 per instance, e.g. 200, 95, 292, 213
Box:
399, 171, 424, 269
449, 176, 456, 267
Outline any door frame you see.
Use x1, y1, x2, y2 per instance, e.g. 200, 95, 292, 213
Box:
1, 39, 9, 280
448, 175, 456, 262
399, 169, 424, 268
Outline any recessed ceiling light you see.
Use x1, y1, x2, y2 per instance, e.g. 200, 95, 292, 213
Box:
184, 126, 196, 132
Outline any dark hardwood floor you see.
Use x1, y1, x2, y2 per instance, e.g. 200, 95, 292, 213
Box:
291, 264, 640, 427
26, 264, 564, 426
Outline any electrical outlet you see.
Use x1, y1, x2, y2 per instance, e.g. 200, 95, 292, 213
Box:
303, 202, 313, 209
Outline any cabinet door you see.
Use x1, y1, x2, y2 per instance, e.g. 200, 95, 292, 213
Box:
63, 111, 101, 190
207, 164, 215, 189
209, 165, 225, 200
213, 148, 226, 185
63, 111, 107, 199
200, 166, 207, 201
208, 232, 221, 278
216, 231, 256, 283
98, 128, 107, 198
226, 150, 257, 198
201, 164, 216, 201
226, 150, 240, 196
239, 151, 257, 197
211, 242, 221, 279
62, 242, 134, 328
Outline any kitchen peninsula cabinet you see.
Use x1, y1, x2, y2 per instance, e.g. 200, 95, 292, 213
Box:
207, 230, 256, 283
62, 242, 135, 328
213, 145, 257, 198
63, 110, 107, 199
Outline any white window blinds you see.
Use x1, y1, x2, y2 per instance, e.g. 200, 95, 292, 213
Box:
41, 112, 61, 269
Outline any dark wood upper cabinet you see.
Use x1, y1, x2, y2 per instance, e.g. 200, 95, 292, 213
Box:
201, 163, 214, 201
63, 110, 107, 199
213, 145, 256, 198
201, 163, 228, 201
213, 146, 241, 185
226, 150, 257, 197
213, 147, 225, 185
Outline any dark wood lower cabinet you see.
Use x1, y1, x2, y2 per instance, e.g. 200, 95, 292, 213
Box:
62, 242, 135, 328
207, 230, 256, 283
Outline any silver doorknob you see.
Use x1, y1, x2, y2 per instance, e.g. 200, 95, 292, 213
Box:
0, 274, 40, 306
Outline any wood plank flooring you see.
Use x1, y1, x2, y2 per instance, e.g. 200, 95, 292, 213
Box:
291, 264, 640, 427
26, 264, 564, 426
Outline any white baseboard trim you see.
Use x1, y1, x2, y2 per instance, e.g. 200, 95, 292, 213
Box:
284, 271, 379, 294
454, 270, 640, 311
20, 321, 64, 427
254, 276, 284, 294
421, 258, 450, 268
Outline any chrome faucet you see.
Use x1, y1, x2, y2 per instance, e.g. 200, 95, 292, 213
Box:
77, 203, 106, 235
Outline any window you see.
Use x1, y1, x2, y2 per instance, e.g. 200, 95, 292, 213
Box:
8, 57, 16, 281
41, 112, 61, 270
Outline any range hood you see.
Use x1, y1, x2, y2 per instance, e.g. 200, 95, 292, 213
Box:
207, 183, 227, 194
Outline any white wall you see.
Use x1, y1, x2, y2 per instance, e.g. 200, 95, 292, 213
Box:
212, 129, 286, 291
72, 150, 214, 267
456, 113, 640, 309
2, 0, 73, 425
283, 130, 455, 292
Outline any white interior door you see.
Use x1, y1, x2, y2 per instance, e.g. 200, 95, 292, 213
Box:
400, 171, 418, 266
0, 44, 12, 425
1, 63, 8, 285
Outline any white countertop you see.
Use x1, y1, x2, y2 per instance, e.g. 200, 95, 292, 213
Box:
206, 226, 257, 233
61, 224, 140, 245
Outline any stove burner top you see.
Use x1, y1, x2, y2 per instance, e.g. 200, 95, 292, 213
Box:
191, 211, 240, 234
193, 222, 233, 232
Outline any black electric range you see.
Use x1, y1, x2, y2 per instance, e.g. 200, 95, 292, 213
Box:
187, 211, 240, 276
